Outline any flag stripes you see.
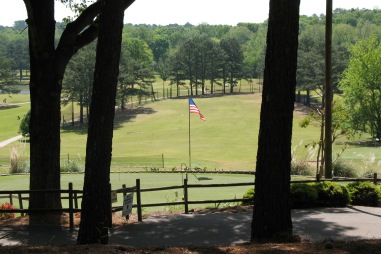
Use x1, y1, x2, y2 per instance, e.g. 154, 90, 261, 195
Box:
189, 98, 206, 121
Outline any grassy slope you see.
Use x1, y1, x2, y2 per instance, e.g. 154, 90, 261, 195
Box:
57, 93, 318, 171
4, 90, 377, 172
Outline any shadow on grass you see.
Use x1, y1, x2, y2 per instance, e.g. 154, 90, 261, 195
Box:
344, 140, 381, 148
0, 104, 20, 110
61, 106, 156, 135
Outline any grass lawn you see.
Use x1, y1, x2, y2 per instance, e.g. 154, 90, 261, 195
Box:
1, 86, 378, 174
0, 172, 254, 213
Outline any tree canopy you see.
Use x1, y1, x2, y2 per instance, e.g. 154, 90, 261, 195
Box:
339, 34, 381, 140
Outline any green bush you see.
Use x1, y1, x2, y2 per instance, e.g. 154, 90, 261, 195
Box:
290, 183, 318, 208
291, 159, 314, 176
347, 181, 381, 207
313, 181, 349, 207
241, 187, 254, 205
333, 161, 358, 178
60, 160, 83, 173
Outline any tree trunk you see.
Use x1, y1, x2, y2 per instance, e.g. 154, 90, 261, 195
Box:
26, 0, 63, 219
77, 0, 126, 245
80, 93, 84, 124
251, 0, 300, 242
24, 0, 105, 222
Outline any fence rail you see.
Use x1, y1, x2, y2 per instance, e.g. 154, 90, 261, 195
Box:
0, 175, 379, 230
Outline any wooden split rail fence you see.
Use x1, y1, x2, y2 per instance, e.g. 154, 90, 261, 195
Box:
0, 179, 254, 230
1, 174, 379, 231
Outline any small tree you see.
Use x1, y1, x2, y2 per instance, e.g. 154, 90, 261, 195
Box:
19, 110, 31, 137
299, 100, 355, 176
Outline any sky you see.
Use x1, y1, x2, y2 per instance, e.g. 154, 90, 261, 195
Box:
0, 0, 379, 27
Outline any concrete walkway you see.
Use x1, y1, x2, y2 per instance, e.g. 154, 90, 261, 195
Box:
0, 135, 23, 148
1, 206, 381, 246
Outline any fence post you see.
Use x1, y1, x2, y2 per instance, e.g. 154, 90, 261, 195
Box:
374, 173, 378, 185
18, 193, 24, 216
74, 192, 78, 209
122, 184, 127, 197
136, 179, 142, 222
68, 182, 74, 231
184, 179, 189, 214
162, 154, 165, 168
316, 173, 321, 181
9, 194, 13, 205
108, 183, 112, 228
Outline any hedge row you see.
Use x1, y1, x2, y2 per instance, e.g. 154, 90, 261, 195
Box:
241, 181, 381, 208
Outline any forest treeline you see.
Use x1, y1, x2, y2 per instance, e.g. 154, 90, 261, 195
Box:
1, 8, 381, 102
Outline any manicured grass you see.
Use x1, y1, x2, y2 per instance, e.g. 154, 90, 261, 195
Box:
55, 94, 319, 171
0, 173, 254, 212
1, 85, 377, 174
0, 103, 29, 141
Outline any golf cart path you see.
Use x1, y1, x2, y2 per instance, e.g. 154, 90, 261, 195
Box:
0, 135, 23, 148
1, 206, 381, 246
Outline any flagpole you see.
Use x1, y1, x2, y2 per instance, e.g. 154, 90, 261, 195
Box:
188, 97, 191, 171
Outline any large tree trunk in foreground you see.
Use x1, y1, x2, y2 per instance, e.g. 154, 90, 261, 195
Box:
251, 0, 300, 242
77, 0, 132, 244
26, 0, 63, 218
24, 0, 105, 222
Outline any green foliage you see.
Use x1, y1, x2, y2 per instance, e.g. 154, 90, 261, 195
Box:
0, 52, 19, 94
164, 191, 184, 212
313, 181, 350, 207
60, 159, 83, 173
18, 110, 30, 137
347, 181, 381, 207
333, 160, 358, 177
290, 183, 318, 208
339, 35, 381, 138
241, 187, 254, 205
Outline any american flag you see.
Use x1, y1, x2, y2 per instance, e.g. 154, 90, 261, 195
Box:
189, 97, 206, 121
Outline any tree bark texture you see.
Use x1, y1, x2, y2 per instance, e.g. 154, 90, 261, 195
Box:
251, 0, 300, 242
24, 0, 115, 221
77, 0, 126, 244
25, 0, 63, 215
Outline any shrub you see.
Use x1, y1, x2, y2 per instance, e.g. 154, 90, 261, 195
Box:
60, 159, 83, 173
347, 181, 381, 207
313, 181, 349, 207
241, 187, 254, 205
290, 183, 318, 208
333, 160, 358, 178
291, 159, 314, 176
0, 202, 15, 220
9, 146, 30, 174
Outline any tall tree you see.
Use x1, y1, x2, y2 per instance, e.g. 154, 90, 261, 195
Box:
63, 42, 96, 124
118, 37, 154, 108
77, 0, 131, 244
24, 0, 104, 219
0, 52, 18, 93
252, 0, 300, 242
220, 38, 244, 93
339, 35, 381, 140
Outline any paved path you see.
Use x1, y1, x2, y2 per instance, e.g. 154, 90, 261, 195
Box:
0, 135, 23, 148
1, 206, 381, 246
